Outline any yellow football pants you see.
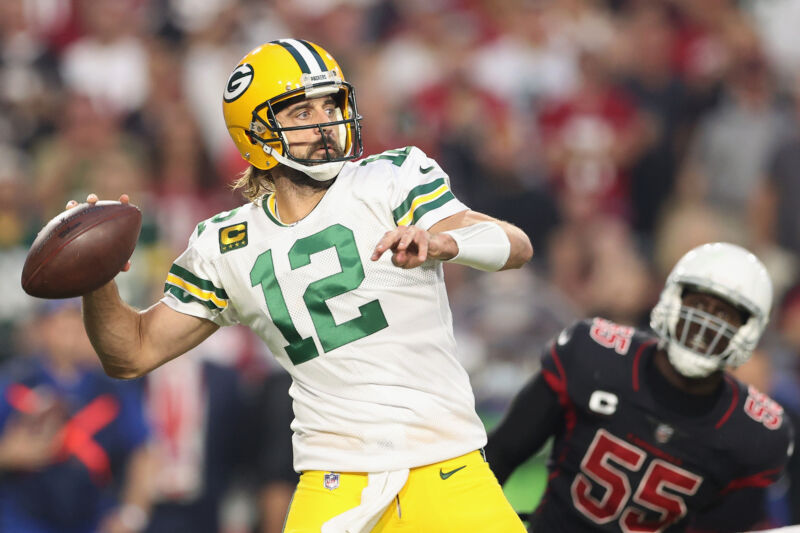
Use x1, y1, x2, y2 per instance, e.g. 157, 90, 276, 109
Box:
283, 450, 526, 532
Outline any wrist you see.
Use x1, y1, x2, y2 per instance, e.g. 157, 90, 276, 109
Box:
441, 221, 511, 272
430, 232, 459, 261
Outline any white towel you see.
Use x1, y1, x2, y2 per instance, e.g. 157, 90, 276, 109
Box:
321, 469, 409, 533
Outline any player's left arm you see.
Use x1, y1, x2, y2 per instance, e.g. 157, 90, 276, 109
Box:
371, 209, 532, 270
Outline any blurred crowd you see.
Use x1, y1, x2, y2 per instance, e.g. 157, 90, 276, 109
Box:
2, 0, 800, 530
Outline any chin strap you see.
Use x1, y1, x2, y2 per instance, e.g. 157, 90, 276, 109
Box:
263, 144, 345, 182
666, 344, 721, 378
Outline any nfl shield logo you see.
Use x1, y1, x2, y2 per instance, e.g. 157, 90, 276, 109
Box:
655, 423, 674, 444
324, 473, 340, 491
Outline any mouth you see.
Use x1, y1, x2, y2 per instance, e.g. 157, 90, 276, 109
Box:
689, 333, 707, 352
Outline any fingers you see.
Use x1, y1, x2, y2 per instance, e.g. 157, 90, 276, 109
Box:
371, 226, 429, 268
371, 230, 398, 261
65, 193, 131, 210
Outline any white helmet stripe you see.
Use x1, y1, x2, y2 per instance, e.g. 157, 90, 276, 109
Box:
278, 39, 325, 74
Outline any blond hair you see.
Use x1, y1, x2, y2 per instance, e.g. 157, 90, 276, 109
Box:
231, 165, 273, 202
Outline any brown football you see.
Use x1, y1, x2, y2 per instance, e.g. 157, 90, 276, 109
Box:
21, 201, 142, 299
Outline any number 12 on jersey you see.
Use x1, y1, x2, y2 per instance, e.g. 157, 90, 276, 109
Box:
250, 224, 388, 365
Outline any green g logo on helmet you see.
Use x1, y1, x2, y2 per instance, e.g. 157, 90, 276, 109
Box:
224, 64, 254, 103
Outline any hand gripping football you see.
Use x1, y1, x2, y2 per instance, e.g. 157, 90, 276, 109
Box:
21, 201, 142, 299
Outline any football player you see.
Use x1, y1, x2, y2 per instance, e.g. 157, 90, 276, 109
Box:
73, 40, 532, 532
486, 242, 794, 532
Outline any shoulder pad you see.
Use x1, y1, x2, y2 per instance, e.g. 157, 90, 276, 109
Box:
199, 206, 245, 235
358, 146, 417, 169
554, 319, 591, 350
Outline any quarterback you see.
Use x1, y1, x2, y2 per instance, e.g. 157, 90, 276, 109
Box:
75, 40, 531, 532
486, 243, 794, 532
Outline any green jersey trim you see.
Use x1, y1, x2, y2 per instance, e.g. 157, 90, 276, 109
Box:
262, 194, 291, 227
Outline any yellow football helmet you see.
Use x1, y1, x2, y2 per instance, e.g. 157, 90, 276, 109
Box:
222, 39, 363, 181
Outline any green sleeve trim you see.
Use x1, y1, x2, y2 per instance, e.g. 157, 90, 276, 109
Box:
164, 284, 225, 311
406, 191, 455, 226
168, 264, 228, 299
391, 178, 448, 223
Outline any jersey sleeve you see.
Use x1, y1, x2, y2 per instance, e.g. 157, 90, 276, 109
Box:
725, 386, 794, 490
386, 146, 468, 230
161, 224, 240, 327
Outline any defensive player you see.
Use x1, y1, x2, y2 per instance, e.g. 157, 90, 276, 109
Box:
74, 40, 532, 532
485, 242, 794, 532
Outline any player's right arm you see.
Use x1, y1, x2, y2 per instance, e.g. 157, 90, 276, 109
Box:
485, 371, 563, 485
82, 281, 218, 379
485, 320, 587, 484
68, 194, 219, 379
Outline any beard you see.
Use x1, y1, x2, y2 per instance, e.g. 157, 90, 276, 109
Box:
301, 136, 345, 163
280, 137, 345, 190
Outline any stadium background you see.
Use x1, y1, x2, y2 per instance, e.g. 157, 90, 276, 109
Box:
2, 0, 800, 529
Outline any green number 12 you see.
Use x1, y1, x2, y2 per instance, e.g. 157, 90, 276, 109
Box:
250, 224, 388, 365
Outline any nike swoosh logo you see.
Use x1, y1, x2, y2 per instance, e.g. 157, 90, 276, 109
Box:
419, 165, 435, 174
439, 465, 466, 480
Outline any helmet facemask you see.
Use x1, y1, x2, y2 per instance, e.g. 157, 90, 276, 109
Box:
652, 285, 757, 377
650, 243, 772, 379
247, 74, 363, 181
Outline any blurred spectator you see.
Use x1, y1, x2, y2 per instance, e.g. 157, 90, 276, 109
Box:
677, 51, 793, 241
468, 0, 579, 112
60, 0, 149, 115
32, 92, 148, 216
0, 0, 61, 151
616, 2, 691, 240
0, 299, 153, 533
143, 342, 254, 533
547, 217, 652, 324
253, 370, 297, 533
449, 265, 578, 413
180, 4, 249, 163
652, 201, 734, 280
746, 0, 800, 90
0, 145, 40, 362
751, 73, 800, 262
538, 47, 650, 225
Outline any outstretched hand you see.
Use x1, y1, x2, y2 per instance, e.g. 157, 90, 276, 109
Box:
65, 193, 132, 272
371, 225, 457, 269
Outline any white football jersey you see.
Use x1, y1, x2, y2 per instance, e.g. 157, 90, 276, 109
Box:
161, 147, 487, 472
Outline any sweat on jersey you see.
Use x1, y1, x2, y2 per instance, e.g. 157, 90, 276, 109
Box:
160, 146, 486, 473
